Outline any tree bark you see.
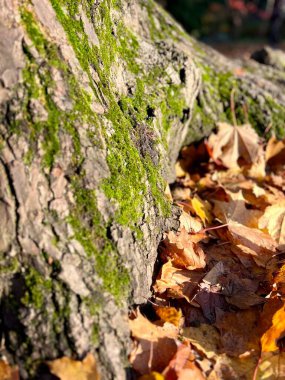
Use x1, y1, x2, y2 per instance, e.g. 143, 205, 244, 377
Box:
0, 1, 284, 379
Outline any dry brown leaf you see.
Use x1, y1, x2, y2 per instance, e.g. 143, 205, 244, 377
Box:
161, 228, 206, 270
257, 352, 285, 380
162, 343, 205, 380
215, 309, 261, 357
153, 260, 204, 302
0, 361, 19, 380
227, 221, 277, 267
183, 324, 220, 360
221, 273, 265, 309
247, 146, 266, 179
208, 122, 260, 168
213, 190, 262, 228
266, 136, 285, 167
129, 310, 178, 374
261, 305, 285, 352
259, 202, 285, 248
47, 353, 100, 380
179, 211, 202, 233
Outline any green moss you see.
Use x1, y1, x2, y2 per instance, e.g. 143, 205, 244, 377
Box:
68, 183, 130, 301
22, 267, 52, 310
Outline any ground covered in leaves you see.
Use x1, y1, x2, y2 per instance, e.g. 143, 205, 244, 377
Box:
129, 118, 285, 380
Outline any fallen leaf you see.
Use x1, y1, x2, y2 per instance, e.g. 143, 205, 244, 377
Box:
227, 221, 277, 267
153, 260, 204, 302
266, 136, 285, 167
139, 372, 165, 380
256, 352, 285, 379
162, 343, 205, 380
261, 305, 285, 352
183, 324, 220, 360
47, 353, 100, 380
179, 211, 202, 233
129, 310, 178, 374
247, 146, 266, 179
160, 228, 206, 270
215, 308, 261, 357
213, 190, 261, 228
207, 122, 260, 168
208, 353, 258, 380
0, 361, 19, 380
191, 195, 212, 225
154, 306, 183, 327
259, 202, 285, 248
221, 273, 265, 309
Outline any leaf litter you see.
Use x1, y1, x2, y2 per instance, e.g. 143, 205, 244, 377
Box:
130, 116, 285, 379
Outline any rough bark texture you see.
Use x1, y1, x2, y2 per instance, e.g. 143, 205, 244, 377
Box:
0, 1, 284, 379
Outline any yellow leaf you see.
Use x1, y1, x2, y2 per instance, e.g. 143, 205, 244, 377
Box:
191, 195, 212, 225
139, 372, 164, 380
48, 353, 100, 380
261, 305, 285, 352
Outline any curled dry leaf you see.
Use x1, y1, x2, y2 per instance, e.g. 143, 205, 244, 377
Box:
207, 122, 260, 169
47, 353, 100, 380
227, 221, 277, 267
265, 136, 285, 167
259, 202, 285, 248
213, 190, 262, 228
161, 228, 206, 270
153, 260, 204, 302
129, 310, 178, 375
261, 305, 285, 352
179, 211, 202, 233
162, 343, 205, 380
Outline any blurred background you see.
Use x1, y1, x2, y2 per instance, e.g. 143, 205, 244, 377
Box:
157, 0, 285, 57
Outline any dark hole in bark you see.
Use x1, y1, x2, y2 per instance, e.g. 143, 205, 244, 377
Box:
106, 225, 112, 240
181, 107, 190, 123
179, 67, 186, 84
146, 106, 155, 119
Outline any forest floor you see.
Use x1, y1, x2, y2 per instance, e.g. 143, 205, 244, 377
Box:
129, 103, 285, 380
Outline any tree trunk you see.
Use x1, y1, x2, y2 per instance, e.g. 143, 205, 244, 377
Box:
0, 1, 284, 379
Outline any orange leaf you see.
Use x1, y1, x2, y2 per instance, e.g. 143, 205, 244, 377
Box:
0, 361, 19, 380
161, 228, 206, 270
261, 305, 285, 352
154, 306, 183, 327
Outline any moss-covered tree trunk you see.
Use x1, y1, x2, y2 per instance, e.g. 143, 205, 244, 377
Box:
0, 0, 285, 379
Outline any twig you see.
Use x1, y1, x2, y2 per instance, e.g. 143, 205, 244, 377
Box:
252, 356, 262, 380
200, 223, 228, 234
230, 88, 237, 127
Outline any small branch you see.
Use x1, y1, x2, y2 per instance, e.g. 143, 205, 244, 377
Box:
230, 88, 237, 127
